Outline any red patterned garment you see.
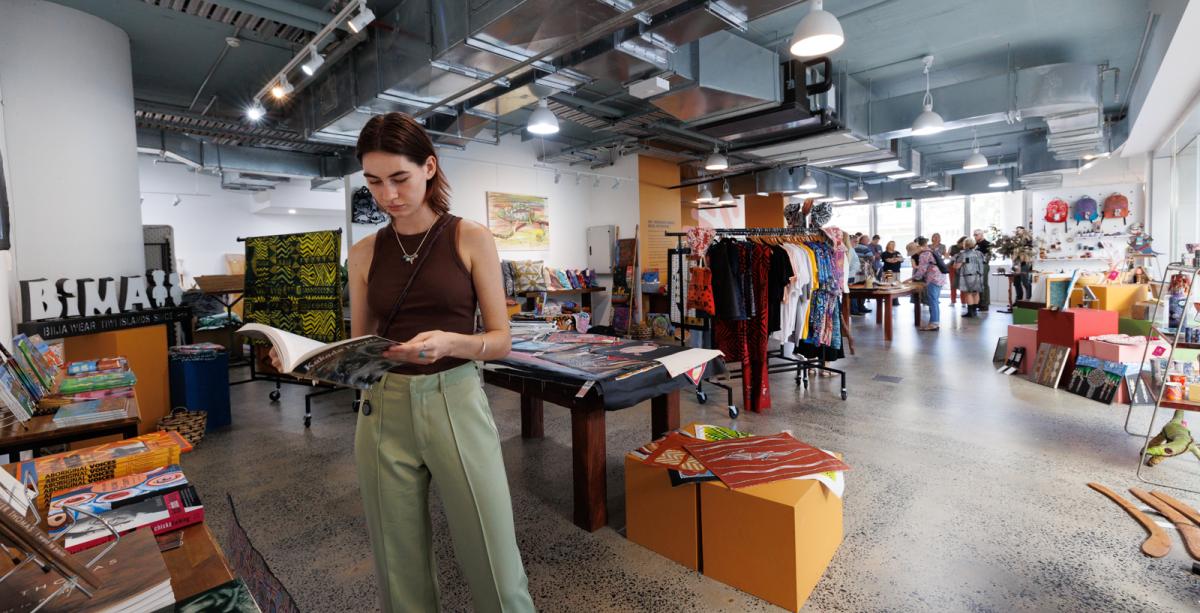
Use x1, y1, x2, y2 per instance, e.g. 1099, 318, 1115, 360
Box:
746, 244, 773, 412
682, 433, 850, 489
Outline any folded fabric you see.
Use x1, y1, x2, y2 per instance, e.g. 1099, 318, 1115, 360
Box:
682, 432, 850, 489
1088, 333, 1146, 346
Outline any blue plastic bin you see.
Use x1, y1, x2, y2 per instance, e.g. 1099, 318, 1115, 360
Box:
168, 343, 231, 431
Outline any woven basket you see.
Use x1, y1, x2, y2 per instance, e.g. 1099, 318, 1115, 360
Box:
158, 407, 207, 446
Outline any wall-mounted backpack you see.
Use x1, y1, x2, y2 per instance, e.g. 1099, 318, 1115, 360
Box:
1072, 196, 1099, 225
1103, 193, 1130, 224
1045, 198, 1070, 225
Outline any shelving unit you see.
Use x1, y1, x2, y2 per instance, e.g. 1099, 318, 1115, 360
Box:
1130, 262, 1200, 493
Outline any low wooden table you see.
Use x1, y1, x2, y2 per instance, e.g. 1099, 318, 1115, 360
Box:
843, 285, 922, 341
161, 523, 235, 601
0, 399, 140, 459
482, 369, 679, 532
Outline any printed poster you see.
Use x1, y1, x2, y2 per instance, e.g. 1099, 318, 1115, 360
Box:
487, 191, 549, 250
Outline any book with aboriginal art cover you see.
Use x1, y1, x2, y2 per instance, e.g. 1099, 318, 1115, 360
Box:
47, 464, 190, 537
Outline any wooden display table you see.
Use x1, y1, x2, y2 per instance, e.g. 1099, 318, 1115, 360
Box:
842, 284, 922, 341
482, 368, 679, 532
161, 523, 236, 602
0, 396, 140, 459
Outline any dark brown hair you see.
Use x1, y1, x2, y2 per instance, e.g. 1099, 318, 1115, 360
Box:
356, 112, 451, 215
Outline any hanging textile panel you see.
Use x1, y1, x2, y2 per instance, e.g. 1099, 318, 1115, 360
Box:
243, 230, 345, 342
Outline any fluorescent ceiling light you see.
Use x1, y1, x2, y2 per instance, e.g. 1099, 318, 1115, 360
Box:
301, 47, 325, 76
842, 160, 905, 174
526, 99, 559, 135
887, 171, 918, 179
288, 208, 297, 214
988, 169, 1009, 188
911, 55, 945, 136
245, 102, 265, 122
347, 1, 375, 33
704, 145, 728, 171
789, 0, 844, 58
798, 167, 818, 190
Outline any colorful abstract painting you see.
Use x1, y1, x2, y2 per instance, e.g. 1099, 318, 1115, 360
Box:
487, 191, 549, 250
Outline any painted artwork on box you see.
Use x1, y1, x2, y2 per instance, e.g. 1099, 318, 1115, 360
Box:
1032, 343, 1071, 389
1066, 355, 1132, 404
487, 192, 549, 250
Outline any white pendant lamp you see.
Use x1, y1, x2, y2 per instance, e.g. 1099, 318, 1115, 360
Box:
851, 179, 868, 201
963, 130, 987, 169
694, 183, 715, 203
988, 169, 1009, 188
911, 55, 945, 136
704, 145, 728, 171
798, 167, 818, 190
790, 0, 844, 58
718, 181, 736, 205
527, 99, 559, 135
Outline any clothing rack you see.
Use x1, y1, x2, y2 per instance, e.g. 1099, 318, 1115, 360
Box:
664, 228, 849, 417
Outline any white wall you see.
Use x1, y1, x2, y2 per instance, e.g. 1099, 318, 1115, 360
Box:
138, 157, 346, 287
0, 0, 144, 284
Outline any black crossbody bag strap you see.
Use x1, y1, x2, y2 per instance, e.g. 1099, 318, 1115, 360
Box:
376, 215, 453, 337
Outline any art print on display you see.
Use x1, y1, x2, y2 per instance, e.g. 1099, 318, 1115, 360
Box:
486, 191, 549, 250
1066, 355, 1132, 404
1031, 343, 1071, 389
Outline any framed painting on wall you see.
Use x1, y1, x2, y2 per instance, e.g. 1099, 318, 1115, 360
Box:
486, 191, 549, 250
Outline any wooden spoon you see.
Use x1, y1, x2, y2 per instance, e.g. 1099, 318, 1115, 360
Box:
1131, 488, 1200, 561
1087, 482, 1171, 558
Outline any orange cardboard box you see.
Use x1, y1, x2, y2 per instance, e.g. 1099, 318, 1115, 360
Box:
623, 454, 699, 570
700, 477, 843, 611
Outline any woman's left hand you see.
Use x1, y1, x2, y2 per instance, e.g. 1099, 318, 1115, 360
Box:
384, 330, 457, 365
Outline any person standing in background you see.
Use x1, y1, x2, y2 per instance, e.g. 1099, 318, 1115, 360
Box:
954, 238, 986, 318
913, 237, 944, 331
930, 233, 947, 258
948, 236, 967, 305
869, 235, 884, 276
973, 229, 993, 311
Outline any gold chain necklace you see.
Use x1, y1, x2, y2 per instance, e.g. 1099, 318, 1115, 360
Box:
392, 218, 436, 264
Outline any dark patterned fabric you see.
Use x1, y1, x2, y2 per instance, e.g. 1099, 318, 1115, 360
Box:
243, 230, 345, 343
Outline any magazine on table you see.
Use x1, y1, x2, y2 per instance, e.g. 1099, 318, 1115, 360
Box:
237, 323, 404, 389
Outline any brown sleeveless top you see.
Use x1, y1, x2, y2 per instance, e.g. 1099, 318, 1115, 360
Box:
367, 215, 477, 375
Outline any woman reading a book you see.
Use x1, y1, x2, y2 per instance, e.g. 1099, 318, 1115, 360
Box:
274, 112, 532, 612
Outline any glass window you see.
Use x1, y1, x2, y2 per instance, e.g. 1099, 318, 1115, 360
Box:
969, 192, 1020, 237
875, 201, 918, 249
920, 196, 966, 252
828, 204, 870, 235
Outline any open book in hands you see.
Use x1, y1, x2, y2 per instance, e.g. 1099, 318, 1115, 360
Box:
237, 323, 402, 389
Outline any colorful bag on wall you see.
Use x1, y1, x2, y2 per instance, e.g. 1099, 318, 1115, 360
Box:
1103, 193, 1130, 224
1072, 196, 1099, 224
1044, 198, 1070, 225
686, 266, 716, 315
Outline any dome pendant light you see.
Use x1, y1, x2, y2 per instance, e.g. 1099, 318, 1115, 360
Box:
790, 0, 844, 58
694, 183, 715, 204
911, 55, 945, 136
798, 167, 818, 190
526, 99, 559, 135
718, 181, 736, 205
851, 179, 868, 201
963, 129, 988, 170
988, 168, 1009, 188
704, 145, 728, 171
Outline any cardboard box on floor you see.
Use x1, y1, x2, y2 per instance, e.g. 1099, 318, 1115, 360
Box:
624, 425, 843, 610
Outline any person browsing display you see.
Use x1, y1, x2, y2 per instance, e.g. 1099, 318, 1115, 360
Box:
272, 112, 534, 613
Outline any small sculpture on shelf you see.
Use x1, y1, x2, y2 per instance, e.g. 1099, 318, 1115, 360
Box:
1144, 410, 1200, 466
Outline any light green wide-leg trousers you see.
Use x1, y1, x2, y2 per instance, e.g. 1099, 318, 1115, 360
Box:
355, 362, 535, 613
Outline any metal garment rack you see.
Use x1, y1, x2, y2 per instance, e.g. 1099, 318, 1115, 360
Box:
665, 228, 849, 418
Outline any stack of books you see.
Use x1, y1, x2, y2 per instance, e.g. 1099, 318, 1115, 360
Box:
58, 358, 137, 396
51, 396, 133, 428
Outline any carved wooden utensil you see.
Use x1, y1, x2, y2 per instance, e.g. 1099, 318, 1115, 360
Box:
1087, 482, 1170, 558
1131, 488, 1200, 561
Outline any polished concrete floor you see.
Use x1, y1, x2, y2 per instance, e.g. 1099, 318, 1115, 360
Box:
186, 303, 1200, 611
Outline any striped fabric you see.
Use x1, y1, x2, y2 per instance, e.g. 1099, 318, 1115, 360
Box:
682, 433, 849, 489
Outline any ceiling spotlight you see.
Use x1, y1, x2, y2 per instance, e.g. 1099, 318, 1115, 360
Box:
347, 0, 376, 33
526, 98, 559, 135
301, 47, 325, 76
911, 55, 945, 136
171, 195, 182, 207
718, 181, 735, 205
798, 167, 818, 190
694, 183, 715, 204
963, 130, 988, 169
245, 102, 265, 121
790, 0, 844, 57
852, 180, 868, 201
988, 169, 1009, 188
288, 208, 297, 214
704, 145, 728, 171
270, 76, 294, 99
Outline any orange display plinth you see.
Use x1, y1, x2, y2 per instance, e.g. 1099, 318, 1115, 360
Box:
623, 454, 699, 570
700, 478, 842, 611
64, 325, 170, 435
